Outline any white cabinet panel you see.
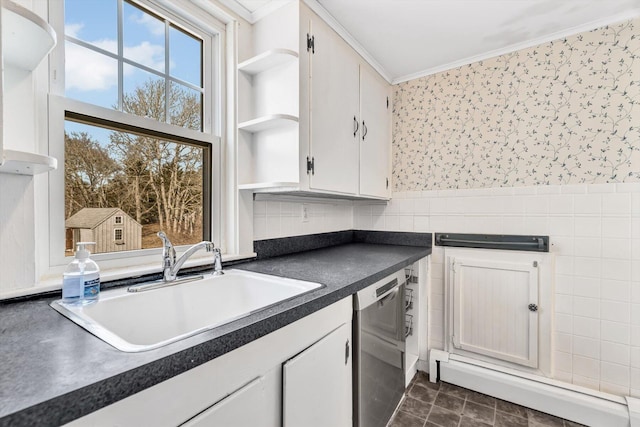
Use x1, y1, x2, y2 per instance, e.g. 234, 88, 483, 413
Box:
359, 66, 391, 198
450, 256, 539, 368
308, 16, 360, 195
283, 322, 352, 427
181, 371, 279, 427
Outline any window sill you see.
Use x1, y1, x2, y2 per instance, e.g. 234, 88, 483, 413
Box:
0, 252, 257, 301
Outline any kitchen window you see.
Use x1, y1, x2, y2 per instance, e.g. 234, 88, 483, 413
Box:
48, 0, 224, 269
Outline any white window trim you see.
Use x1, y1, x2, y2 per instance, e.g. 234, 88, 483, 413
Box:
41, 0, 232, 281
114, 227, 124, 241
114, 215, 123, 224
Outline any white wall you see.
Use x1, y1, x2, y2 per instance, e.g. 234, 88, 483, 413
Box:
354, 182, 640, 397
253, 198, 353, 240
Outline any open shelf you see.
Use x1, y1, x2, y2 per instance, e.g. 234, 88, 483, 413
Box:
238, 114, 298, 133
238, 181, 299, 191
238, 49, 298, 75
2, 0, 56, 71
0, 149, 57, 175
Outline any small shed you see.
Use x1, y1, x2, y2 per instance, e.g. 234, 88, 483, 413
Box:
65, 208, 142, 254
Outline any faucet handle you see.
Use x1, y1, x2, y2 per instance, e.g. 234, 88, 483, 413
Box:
212, 247, 224, 276
157, 231, 176, 264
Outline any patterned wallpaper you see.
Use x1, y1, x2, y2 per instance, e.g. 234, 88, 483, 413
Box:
393, 19, 640, 191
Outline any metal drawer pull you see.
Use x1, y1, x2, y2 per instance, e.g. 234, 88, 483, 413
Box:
353, 116, 359, 137
528, 304, 538, 312
362, 121, 368, 140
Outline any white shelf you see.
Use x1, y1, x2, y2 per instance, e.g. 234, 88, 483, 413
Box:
238, 49, 298, 75
0, 149, 57, 175
2, 0, 57, 71
238, 114, 298, 133
238, 182, 299, 191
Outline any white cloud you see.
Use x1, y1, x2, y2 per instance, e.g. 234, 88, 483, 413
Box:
65, 22, 84, 38
65, 42, 118, 92
66, 39, 165, 92
123, 42, 165, 71
132, 12, 165, 37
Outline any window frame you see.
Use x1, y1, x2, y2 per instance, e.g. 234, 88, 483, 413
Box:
114, 227, 124, 242
46, 0, 225, 273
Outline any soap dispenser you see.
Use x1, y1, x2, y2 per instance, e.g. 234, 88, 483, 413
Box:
62, 242, 100, 305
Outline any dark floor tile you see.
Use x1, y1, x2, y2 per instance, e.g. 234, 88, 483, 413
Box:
466, 390, 496, 408
462, 401, 495, 425
439, 382, 470, 399
434, 392, 465, 414
399, 397, 431, 420
409, 383, 438, 403
427, 405, 461, 427
389, 410, 426, 427
414, 372, 441, 391
496, 398, 528, 419
425, 423, 440, 427
459, 416, 492, 427
527, 409, 565, 427
495, 411, 527, 427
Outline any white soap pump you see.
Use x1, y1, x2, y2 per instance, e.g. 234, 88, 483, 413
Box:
62, 242, 100, 305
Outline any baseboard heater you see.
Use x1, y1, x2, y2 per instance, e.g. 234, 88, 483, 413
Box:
429, 350, 640, 427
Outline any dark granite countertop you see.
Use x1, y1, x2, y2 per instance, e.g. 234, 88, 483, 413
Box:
0, 231, 431, 426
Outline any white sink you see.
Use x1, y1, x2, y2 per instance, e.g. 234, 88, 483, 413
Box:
50, 270, 323, 352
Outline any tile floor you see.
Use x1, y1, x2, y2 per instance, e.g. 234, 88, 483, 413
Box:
389, 372, 586, 427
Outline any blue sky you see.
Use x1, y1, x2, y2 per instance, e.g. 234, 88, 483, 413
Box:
64, 0, 202, 145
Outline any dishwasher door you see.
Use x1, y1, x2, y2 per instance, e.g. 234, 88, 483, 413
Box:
354, 270, 406, 427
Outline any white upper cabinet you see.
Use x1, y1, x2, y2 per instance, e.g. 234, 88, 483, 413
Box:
308, 15, 360, 195
237, 1, 391, 200
359, 66, 392, 199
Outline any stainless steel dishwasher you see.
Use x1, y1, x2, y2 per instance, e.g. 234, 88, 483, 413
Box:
353, 269, 406, 427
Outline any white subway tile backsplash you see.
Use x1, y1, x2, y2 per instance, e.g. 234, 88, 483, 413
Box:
600, 300, 630, 323
555, 351, 573, 372
573, 316, 600, 339
549, 216, 574, 236
601, 320, 630, 345
525, 196, 549, 215
398, 215, 413, 232
573, 237, 601, 258
384, 215, 399, 231
587, 184, 616, 194
632, 239, 640, 260
574, 194, 602, 215
602, 238, 631, 260
556, 313, 573, 334
573, 374, 600, 389
574, 217, 602, 237
600, 279, 630, 302
599, 381, 629, 396
548, 195, 574, 214
602, 193, 632, 216
602, 217, 631, 239
573, 336, 600, 359
555, 332, 573, 353
574, 257, 602, 278
555, 275, 574, 295
572, 277, 600, 298
600, 362, 630, 387
632, 347, 640, 368
537, 185, 562, 195
413, 215, 430, 232
601, 341, 630, 366
573, 297, 600, 318
573, 355, 600, 379
601, 259, 631, 281
413, 198, 430, 214
555, 294, 573, 314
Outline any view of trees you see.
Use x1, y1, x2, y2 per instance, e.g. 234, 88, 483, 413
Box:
65, 79, 204, 249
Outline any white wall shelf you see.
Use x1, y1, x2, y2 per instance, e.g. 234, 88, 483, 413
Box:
238, 182, 300, 191
238, 114, 298, 133
1, 0, 56, 71
238, 49, 298, 75
0, 149, 57, 175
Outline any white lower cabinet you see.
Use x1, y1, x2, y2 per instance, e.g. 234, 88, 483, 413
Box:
283, 322, 352, 427
66, 297, 353, 427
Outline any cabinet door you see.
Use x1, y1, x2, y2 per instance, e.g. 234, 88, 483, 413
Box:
283, 322, 352, 427
359, 66, 391, 198
450, 257, 539, 368
308, 17, 359, 195
181, 370, 279, 427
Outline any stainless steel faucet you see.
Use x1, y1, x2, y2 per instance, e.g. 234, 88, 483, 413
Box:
157, 231, 216, 282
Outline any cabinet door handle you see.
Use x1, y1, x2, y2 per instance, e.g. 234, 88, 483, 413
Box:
353, 116, 359, 137
345, 340, 350, 365
362, 121, 368, 141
